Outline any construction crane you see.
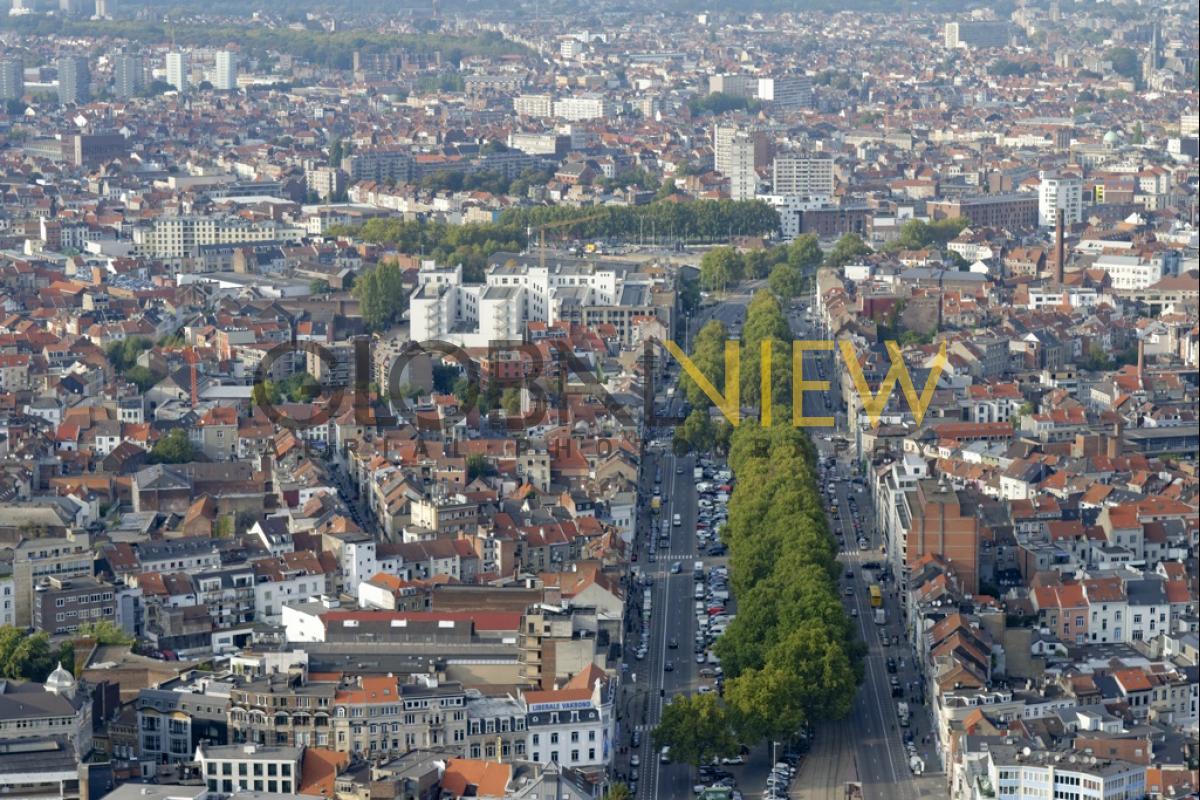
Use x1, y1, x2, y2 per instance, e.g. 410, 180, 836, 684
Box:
529, 211, 608, 270
183, 345, 200, 409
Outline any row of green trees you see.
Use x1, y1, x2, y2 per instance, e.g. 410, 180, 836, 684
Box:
672, 408, 733, 456
654, 421, 862, 765
680, 289, 796, 413
330, 218, 526, 283
498, 199, 780, 244
655, 286, 861, 766
333, 202, 781, 292
698, 234, 823, 295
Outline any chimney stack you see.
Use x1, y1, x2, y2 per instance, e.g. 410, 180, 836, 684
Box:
1136, 339, 1145, 383
1054, 207, 1065, 285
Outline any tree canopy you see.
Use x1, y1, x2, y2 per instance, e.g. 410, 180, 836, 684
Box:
499, 199, 780, 245
416, 167, 554, 197
1105, 46, 1139, 79
696, 235, 818, 295
653, 692, 740, 768
105, 336, 164, 390
657, 421, 861, 755
74, 620, 135, 646
768, 261, 804, 299
892, 217, 969, 251
280, 371, 322, 402
351, 260, 409, 331
823, 233, 873, 268
739, 289, 793, 409
679, 319, 730, 408
699, 246, 744, 292
466, 453, 496, 481
148, 428, 196, 464
687, 91, 762, 116
673, 407, 732, 456
0, 627, 75, 682
105, 336, 152, 372
333, 219, 525, 283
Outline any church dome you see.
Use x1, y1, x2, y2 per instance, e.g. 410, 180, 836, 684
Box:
44, 662, 77, 696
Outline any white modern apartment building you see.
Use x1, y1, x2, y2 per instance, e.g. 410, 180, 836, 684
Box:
1038, 170, 1083, 227
213, 50, 238, 91
195, 743, 302, 795
559, 37, 583, 59
1093, 252, 1179, 290
514, 93, 554, 117
772, 154, 835, 196
408, 262, 486, 344
0, 58, 23, 102
409, 258, 626, 347
728, 135, 758, 200
552, 94, 615, 121
980, 746, 1146, 800
713, 124, 770, 181
112, 54, 143, 98
760, 195, 833, 240
757, 75, 813, 109
708, 73, 758, 98
712, 123, 740, 176
132, 216, 303, 260
165, 51, 189, 92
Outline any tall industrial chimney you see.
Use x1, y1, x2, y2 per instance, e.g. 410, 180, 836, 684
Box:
1054, 207, 1065, 285
1136, 339, 1145, 385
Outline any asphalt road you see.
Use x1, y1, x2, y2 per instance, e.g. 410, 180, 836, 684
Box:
622, 289, 950, 800
789, 305, 944, 800
620, 293, 754, 800
620, 431, 703, 799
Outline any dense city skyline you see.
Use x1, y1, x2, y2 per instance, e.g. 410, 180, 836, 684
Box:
0, 2, 1196, 800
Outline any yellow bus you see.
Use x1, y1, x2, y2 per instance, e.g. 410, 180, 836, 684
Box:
869, 585, 883, 608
